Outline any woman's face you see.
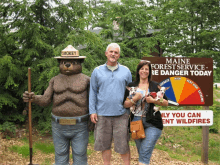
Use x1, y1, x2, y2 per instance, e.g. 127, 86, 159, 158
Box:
139, 64, 149, 80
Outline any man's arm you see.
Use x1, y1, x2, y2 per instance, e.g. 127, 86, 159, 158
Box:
127, 70, 132, 85
89, 69, 98, 123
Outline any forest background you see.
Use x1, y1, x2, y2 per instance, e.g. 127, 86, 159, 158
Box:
0, 0, 219, 138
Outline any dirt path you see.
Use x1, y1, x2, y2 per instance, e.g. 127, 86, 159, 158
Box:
0, 135, 219, 165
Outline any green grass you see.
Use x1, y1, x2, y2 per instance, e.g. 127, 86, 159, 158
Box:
168, 152, 189, 162
34, 142, 54, 154
21, 137, 28, 143
9, 140, 54, 157
210, 88, 220, 133
9, 144, 35, 157
89, 131, 95, 144
42, 158, 51, 165
214, 87, 220, 98
11, 132, 94, 156
129, 139, 136, 146
156, 126, 220, 164
88, 132, 95, 155
87, 148, 93, 155
155, 144, 169, 151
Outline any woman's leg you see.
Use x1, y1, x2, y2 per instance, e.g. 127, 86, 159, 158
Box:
138, 126, 162, 164
132, 116, 142, 154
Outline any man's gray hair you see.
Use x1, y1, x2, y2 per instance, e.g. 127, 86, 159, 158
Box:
106, 43, 120, 53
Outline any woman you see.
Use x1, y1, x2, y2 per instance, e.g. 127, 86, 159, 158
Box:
123, 60, 168, 165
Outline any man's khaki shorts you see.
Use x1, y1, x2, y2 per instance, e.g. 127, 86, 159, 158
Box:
94, 112, 130, 154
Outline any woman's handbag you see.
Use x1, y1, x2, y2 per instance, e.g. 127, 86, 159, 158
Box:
130, 115, 146, 140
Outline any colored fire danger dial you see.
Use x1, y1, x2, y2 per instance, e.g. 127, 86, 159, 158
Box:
159, 77, 205, 106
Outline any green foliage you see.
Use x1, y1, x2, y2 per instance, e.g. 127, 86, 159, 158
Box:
0, 121, 16, 132
1, 0, 220, 134
0, 0, 96, 127
90, 0, 162, 58
0, 121, 16, 138
209, 88, 220, 133
214, 68, 220, 83
118, 57, 141, 80
33, 105, 52, 134
155, 0, 220, 66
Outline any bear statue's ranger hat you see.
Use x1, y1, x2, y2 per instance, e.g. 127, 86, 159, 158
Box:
54, 45, 86, 60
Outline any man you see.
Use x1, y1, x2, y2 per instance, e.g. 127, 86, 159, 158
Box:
89, 43, 132, 165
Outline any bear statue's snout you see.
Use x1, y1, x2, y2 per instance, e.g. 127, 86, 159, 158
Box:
59, 59, 82, 75
65, 63, 71, 68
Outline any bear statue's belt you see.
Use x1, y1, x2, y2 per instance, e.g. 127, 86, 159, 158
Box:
52, 114, 89, 125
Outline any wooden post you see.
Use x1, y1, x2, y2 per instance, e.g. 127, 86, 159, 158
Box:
201, 106, 209, 164
28, 68, 33, 165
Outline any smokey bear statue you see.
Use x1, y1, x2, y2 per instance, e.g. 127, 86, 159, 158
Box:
23, 45, 90, 165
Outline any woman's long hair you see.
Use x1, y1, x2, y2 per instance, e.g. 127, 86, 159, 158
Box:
135, 60, 152, 83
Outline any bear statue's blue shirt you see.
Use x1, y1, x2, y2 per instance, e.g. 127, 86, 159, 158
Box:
89, 63, 132, 116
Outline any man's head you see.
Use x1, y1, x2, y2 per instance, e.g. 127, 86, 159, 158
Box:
105, 43, 120, 66
106, 43, 120, 53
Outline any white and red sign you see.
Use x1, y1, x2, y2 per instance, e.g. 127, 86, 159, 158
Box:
161, 110, 213, 126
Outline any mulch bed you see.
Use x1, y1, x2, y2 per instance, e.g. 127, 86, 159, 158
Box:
0, 131, 218, 165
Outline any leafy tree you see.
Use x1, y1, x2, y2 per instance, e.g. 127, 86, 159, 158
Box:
86, 0, 164, 80
1, 0, 219, 133
0, 0, 97, 131
155, 0, 220, 67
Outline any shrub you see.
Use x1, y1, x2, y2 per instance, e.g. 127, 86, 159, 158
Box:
0, 121, 16, 139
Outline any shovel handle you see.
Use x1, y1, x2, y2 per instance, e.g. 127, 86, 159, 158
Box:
28, 68, 33, 164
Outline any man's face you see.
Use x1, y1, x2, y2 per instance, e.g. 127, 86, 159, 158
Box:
105, 46, 120, 66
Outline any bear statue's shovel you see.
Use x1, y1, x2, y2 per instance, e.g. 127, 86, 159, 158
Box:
27, 68, 39, 165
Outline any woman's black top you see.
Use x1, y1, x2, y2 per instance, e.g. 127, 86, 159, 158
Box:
123, 81, 168, 130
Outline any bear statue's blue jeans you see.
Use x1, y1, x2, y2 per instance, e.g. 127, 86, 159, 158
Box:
132, 116, 162, 165
52, 115, 89, 165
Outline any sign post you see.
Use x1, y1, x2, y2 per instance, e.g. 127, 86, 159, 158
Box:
202, 106, 209, 164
